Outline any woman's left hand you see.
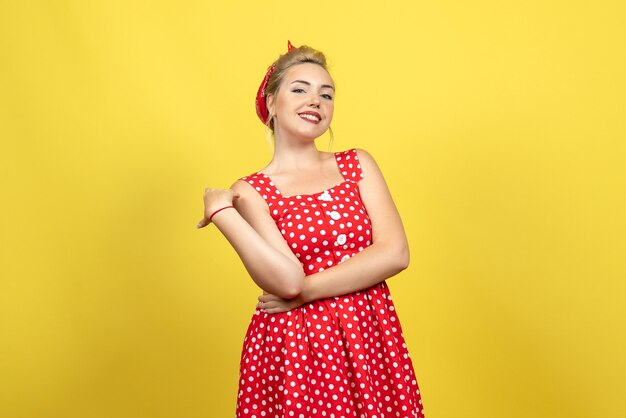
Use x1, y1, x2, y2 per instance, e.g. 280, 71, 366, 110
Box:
257, 291, 305, 314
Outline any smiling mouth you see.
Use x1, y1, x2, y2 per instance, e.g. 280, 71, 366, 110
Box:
299, 113, 321, 123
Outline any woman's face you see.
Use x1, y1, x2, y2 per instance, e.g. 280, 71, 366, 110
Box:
268, 63, 335, 141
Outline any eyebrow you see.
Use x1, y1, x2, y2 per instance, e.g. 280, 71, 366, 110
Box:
290, 80, 335, 91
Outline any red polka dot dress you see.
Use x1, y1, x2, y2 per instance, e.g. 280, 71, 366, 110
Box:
236, 148, 425, 418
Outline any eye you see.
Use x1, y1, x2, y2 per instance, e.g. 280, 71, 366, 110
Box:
321, 94, 334, 100
291, 88, 305, 93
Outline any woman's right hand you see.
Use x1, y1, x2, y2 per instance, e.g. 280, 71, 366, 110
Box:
196, 187, 240, 228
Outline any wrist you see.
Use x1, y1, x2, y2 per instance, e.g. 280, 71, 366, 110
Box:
209, 205, 235, 222
300, 279, 315, 304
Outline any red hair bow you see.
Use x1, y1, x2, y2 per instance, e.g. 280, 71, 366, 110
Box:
255, 41, 297, 125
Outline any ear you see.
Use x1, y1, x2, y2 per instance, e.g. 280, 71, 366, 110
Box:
267, 94, 276, 117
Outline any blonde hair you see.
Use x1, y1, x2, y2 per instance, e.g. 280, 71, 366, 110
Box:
265, 45, 328, 130
263, 45, 334, 151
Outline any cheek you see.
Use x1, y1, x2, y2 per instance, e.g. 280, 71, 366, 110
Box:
277, 97, 296, 115
326, 105, 335, 120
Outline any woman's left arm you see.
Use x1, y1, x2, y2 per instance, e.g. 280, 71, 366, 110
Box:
258, 148, 410, 313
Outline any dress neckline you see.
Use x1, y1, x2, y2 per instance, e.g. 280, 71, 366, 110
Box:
256, 151, 348, 199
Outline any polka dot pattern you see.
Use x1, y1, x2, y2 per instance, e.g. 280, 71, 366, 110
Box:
237, 149, 425, 418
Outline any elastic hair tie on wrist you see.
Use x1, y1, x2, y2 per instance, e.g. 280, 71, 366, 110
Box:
209, 205, 234, 222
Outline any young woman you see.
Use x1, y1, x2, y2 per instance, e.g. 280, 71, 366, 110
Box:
198, 41, 426, 418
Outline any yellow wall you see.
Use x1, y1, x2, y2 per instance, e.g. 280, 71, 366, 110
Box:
1, 1, 624, 417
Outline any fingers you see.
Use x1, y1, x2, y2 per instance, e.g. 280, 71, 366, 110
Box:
196, 217, 210, 229
262, 307, 285, 314
258, 294, 282, 303
257, 293, 295, 314
203, 187, 239, 220
256, 301, 288, 314
257, 295, 277, 309
256, 299, 272, 311
203, 187, 239, 199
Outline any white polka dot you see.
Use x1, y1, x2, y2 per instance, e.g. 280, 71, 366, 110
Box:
235, 161, 422, 418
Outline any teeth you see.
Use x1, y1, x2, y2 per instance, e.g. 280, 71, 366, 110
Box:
299, 114, 320, 122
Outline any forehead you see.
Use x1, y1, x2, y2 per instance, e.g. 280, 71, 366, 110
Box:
283, 63, 334, 86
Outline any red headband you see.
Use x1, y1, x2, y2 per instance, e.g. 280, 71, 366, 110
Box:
255, 40, 296, 125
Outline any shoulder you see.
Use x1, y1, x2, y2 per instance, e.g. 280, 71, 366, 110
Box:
352, 148, 383, 180
353, 148, 374, 163
230, 174, 270, 213
231, 173, 259, 193
333, 148, 381, 182
338, 147, 376, 166
231, 178, 253, 195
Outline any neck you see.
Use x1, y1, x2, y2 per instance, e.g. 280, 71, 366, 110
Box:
267, 130, 327, 173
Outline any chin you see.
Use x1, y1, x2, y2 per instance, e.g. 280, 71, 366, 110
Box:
280, 123, 330, 141
305, 125, 331, 138
304, 132, 328, 141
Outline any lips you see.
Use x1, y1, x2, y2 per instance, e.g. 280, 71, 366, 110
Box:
298, 111, 321, 124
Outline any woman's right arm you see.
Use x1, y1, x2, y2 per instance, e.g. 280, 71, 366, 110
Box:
200, 180, 305, 299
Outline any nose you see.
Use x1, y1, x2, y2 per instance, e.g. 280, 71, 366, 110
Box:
309, 93, 321, 107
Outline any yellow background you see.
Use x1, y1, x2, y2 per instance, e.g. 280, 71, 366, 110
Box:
1, 1, 624, 417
